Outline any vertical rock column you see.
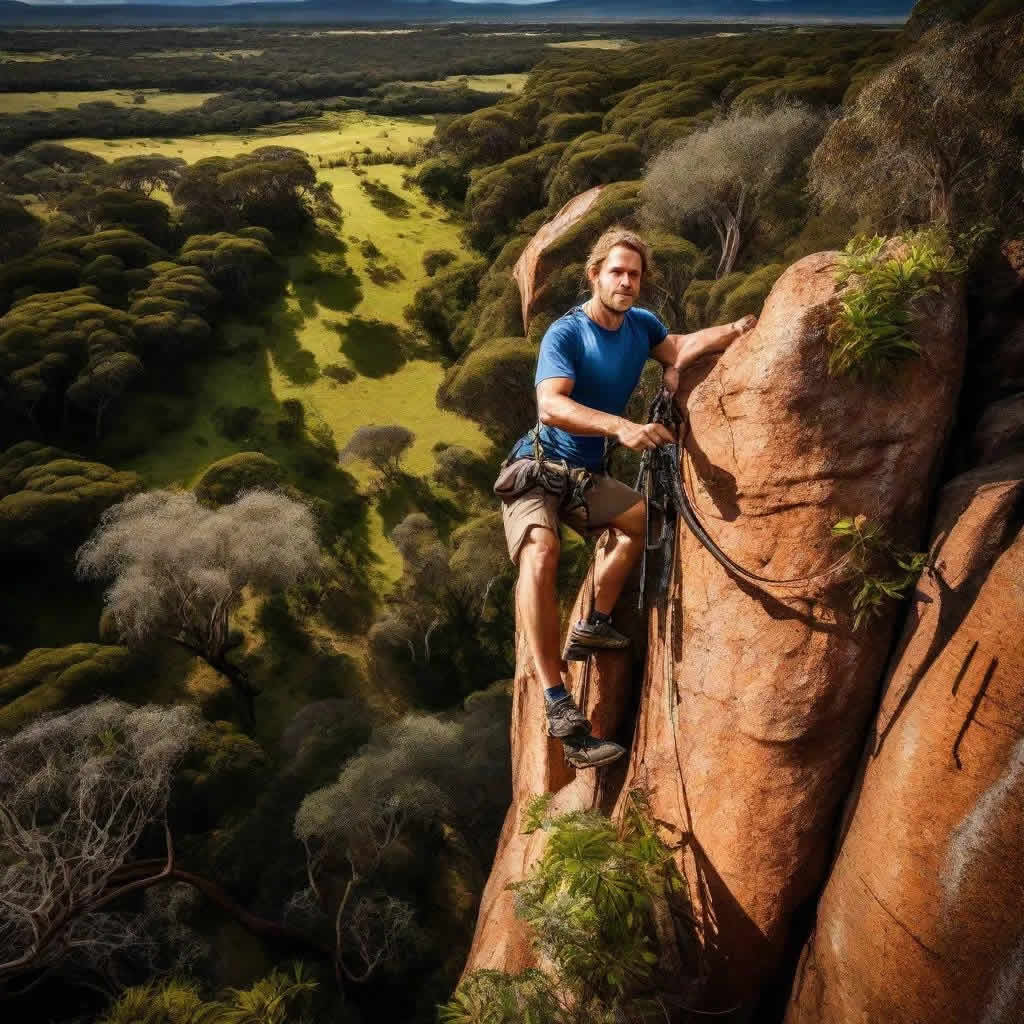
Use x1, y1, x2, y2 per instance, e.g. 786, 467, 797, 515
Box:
785, 243, 1024, 1024
610, 245, 967, 1014
460, 532, 646, 979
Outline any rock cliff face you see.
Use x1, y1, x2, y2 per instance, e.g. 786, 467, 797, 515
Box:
460, 539, 648, 977
465, 237, 970, 1014
783, 244, 1024, 1023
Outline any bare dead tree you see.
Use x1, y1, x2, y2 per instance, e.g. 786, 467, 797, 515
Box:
641, 100, 830, 278
74, 488, 322, 724
0, 699, 330, 999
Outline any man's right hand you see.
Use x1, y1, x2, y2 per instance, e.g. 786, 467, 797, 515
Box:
614, 420, 675, 451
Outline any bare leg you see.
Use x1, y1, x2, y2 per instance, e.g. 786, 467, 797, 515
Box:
591, 499, 646, 616
516, 525, 567, 691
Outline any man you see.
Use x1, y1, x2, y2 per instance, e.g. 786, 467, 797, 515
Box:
497, 226, 758, 769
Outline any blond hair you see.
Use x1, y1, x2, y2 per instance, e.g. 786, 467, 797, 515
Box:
585, 226, 652, 281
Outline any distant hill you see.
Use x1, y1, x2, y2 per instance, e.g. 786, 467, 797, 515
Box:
0, 0, 914, 27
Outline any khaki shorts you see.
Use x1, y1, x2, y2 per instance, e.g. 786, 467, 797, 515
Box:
499, 457, 645, 566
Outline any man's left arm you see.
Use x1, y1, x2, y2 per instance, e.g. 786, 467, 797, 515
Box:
650, 315, 758, 396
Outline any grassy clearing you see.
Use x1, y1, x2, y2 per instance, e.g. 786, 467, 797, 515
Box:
267, 162, 486, 583
95, 132, 485, 590
0, 51, 73, 62
0, 89, 220, 115
62, 110, 437, 165
547, 39, 633, 50
396, 72, 528, 93
141, 49, 263, 59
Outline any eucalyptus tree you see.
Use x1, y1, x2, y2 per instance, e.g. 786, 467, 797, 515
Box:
75, 487, 321, 724
642, 100, 829, 278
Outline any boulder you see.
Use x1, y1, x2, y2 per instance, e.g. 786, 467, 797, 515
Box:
784, 455, 1024, 1024
511, 185, 604, 332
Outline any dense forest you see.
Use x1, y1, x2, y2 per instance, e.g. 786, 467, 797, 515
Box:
1, 2, 1022, 1022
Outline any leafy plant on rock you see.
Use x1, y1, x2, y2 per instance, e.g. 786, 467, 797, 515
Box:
826, 227, 965, 379
832, 514, 928, 630
440, 789, 700, 1024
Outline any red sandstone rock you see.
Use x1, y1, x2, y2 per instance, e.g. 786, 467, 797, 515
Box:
459, 536, 646, 979
606, 245, 967, 1011
511, 185, 604, 333
784, 455, 1024, 1024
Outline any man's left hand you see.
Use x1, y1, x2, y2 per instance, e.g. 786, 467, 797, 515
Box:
661, 365, 680, 397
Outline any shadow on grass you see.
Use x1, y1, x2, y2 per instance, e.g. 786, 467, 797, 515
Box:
376, 471, 462, 541
290, 227, 363, 317
259, 295, 321, 387
332, 315, 417, 378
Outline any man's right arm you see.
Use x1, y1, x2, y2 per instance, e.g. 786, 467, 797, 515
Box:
538, 379, 672, 450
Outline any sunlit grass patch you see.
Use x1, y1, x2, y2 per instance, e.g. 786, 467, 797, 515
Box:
61, 111, 438, 165
0, 89, 221, 115
547, 38, 633, 50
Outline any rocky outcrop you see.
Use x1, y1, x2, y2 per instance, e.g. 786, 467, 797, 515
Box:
465, 237, 969, 1014
460, 538, 647, 978
783, 243, 1024, 1024
511, 185, 603, 332
784, 462, 1024, 1024
607, 245, 967, 1014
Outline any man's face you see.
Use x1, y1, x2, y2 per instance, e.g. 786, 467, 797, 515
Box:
590, 244, 643, 313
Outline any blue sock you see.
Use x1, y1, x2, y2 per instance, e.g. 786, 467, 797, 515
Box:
545, 684, 568, 703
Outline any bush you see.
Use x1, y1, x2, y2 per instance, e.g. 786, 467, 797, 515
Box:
825, 228, 965, 379
441, 789, 700, 1024
194, 451, 285, 505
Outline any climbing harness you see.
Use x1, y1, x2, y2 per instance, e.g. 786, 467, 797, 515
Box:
493, 407, 614, 525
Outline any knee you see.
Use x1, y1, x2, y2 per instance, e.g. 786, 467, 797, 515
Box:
519, 528, 560, 581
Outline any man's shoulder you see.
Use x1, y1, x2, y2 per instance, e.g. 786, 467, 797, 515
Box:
626, 306, 662, 325
544, 306, 586, 340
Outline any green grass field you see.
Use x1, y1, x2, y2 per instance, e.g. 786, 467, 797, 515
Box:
63, 110, 437, 165
0, 89, 221, 115
547, 39, 633, 50
79, 120, 487, 590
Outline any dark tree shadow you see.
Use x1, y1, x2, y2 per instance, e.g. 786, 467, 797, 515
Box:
291, 229, 363, 316
258, 295, 320, 386
375, 471, 462, 539
332, 315, 415, 378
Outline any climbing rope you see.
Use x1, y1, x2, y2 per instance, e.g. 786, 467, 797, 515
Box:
633, 386, 854, 607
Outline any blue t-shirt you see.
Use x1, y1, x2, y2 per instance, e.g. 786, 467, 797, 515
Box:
508, 304, 669, 471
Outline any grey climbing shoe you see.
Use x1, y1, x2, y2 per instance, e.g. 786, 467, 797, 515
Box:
561, 734, 626, 770
545, 693, 592, 739
562, 617, 631, 661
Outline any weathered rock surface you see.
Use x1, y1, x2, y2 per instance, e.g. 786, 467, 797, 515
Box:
604, 245, 967, 1013
460, 537, 646, 978
511, 185, 603, 332
465, 238, 970, 1012
783, 251, 1024, 1023
784, 457, 1024, 1024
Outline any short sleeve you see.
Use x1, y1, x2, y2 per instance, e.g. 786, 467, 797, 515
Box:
634, 307, 670, 350
534, 319, 578, 387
